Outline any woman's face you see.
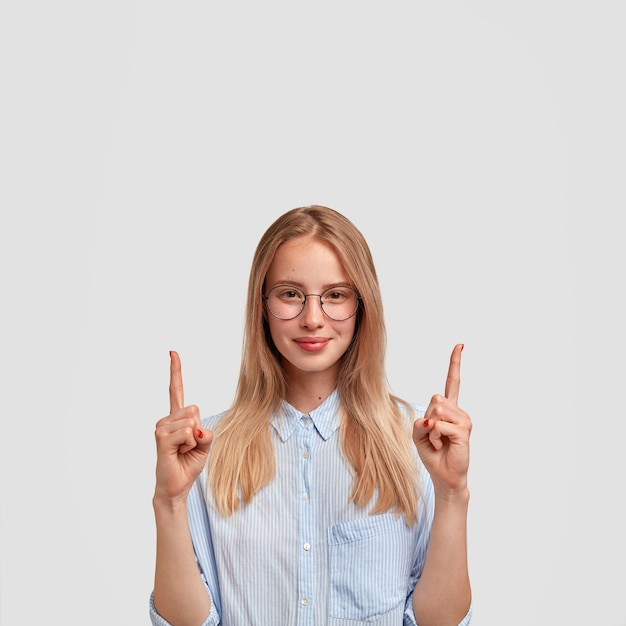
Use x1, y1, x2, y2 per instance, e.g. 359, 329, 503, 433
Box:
264, 237, 357, 385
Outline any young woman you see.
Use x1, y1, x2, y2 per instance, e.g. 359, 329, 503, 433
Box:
150, 206, 472, 626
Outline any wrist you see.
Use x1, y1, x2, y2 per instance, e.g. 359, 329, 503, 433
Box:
152, 491, 189, 515
433, 485, 470, 506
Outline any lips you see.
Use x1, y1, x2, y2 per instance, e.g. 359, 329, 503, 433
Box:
294, 337, 330, 352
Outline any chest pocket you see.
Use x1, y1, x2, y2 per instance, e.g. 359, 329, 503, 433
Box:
327, 513, 413, 622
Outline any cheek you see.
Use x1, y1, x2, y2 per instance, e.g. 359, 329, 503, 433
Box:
267, 317, 288, 347
339, 319, 357, 344
266, 317, 278, 343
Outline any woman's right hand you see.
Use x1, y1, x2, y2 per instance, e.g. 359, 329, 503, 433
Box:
153, 351, 213, 505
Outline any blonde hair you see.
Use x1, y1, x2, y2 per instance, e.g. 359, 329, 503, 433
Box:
208, 206, 421, 523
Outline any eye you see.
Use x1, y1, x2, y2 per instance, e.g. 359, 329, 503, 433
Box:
322, 288, 350, 302
275, 287, 304, 301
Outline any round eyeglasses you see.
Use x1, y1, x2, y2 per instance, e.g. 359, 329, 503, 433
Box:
263, 285, 361, 321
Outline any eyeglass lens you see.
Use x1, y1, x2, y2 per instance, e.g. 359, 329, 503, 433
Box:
265, 285, 359, 321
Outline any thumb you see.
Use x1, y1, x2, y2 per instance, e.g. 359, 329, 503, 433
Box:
412, 417, 431, 445
194, 427, 214, 451
413, 416, 443, 450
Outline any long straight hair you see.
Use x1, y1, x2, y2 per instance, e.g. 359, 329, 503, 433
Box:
208, 206, 421, 524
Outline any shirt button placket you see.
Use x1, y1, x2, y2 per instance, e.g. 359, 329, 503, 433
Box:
298, 414, 315, 624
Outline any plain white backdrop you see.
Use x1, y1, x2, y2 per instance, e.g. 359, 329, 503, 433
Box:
1, 1, 624, 624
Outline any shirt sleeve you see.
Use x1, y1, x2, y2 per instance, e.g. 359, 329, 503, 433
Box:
404, 599, 473, 626
149, 591, 220, 626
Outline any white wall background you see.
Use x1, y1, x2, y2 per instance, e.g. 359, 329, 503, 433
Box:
1, 1, 624, 624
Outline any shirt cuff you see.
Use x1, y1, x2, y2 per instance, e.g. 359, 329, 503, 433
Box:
149, 592, 220, 626
404, 593, 473, 626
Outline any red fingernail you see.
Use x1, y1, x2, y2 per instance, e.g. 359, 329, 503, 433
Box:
197, 429, 204, 439
423, 419, 430, 427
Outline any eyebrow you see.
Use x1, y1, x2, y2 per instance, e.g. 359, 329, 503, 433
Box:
269, 280, 353, 291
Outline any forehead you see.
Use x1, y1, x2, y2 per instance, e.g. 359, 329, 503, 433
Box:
265, 237, 349, 286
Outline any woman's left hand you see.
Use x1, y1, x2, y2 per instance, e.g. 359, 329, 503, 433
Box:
412, 344, 472, 495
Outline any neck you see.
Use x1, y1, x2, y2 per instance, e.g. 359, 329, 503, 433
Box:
283, 366, 338, 414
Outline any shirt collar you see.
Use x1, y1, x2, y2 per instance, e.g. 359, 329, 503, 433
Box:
272, 389, 341, 442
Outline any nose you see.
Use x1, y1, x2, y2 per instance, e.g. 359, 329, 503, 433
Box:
300, 294, 325, 327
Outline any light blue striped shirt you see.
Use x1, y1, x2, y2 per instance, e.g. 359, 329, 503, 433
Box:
150, 390, 472, 625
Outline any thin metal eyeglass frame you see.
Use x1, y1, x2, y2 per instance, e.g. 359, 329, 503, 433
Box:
262, 285, 361, 321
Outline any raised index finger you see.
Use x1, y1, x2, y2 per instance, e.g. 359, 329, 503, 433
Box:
169, 350, 184, 413
444, 344, 463, 405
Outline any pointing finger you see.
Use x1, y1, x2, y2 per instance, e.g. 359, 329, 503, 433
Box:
444, 344, 463, 405
169, 350, 184, 413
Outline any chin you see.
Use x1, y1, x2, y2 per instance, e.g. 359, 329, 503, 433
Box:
281, 352, 344, 377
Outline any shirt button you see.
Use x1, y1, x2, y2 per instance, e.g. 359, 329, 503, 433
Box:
303, 542, 311, 551
301, 597, 309, 606
302, 493, 309, 500
303, 451, 310, 459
